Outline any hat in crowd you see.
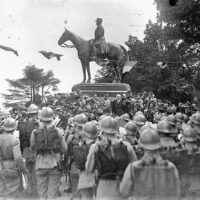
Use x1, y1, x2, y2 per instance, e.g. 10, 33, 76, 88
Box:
39, 107, 54, 121
0, 110, 9, 120
2, 118, 17, 131
175, 112, 184, 123
27, 104, 39, 114
139, 127, 161, 150
75, 113, 88, 127
134, 114, 146, 126
166, 114, 176, 126
190, 113, 200, 126
83, 121, 98, 139
157, 120, 174, 134
154, 113, 162, 124
120, 113, 130, 122
183, 127, 197, 142
125, 121, 138, 136
140, 122, 156, 133
100, 116, 118, 134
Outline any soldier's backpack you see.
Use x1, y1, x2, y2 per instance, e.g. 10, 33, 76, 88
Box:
95, 139, 129, 179
72, 139, 95, 171
160, 147, 188, 175
18, 119, 38, 148
132, 159, 180, 199
182, 151, 200, 196
34, 127, 60, 154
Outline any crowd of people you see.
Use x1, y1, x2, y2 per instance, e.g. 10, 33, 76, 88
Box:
0, 91, 200, 200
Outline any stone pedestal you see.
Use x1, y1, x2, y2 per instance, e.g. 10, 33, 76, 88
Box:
72, 83, 131, 97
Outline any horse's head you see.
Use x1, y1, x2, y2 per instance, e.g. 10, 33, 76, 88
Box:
58, 28, 71, 47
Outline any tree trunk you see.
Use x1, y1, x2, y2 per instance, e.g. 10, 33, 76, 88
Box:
41, 86, 44, 101
33, 82, 35, 102
30, 84, 33, 102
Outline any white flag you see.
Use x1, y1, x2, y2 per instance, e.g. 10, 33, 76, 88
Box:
123, 61, 137, 73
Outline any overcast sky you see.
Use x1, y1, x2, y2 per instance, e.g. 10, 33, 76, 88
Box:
0, 0, 157, 103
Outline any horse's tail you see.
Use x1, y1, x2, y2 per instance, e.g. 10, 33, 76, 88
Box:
120, 45, 129, 61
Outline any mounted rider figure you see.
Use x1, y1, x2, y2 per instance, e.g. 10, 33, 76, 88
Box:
90, 18, 106, 59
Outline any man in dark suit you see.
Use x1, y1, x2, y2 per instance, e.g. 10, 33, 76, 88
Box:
111, 94, 123, 116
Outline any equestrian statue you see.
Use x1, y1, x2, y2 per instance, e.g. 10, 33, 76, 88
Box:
58, 18, 128, 83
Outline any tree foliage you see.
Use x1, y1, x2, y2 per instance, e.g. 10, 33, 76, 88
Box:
2, 65, 60, 107
155, 0, 200, 44
95, 0, 200, 103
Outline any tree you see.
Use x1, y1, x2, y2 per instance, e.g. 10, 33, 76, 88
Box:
40, 70, 60, 101
2, 65, 60, 107
154, 0, 200, 44
95, 1, 200, 103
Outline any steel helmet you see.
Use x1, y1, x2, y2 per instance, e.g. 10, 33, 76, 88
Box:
183, 127, 197, 142
83, 121, 98, 139
0, 110, 9, 120
154, 113, 162, 123
139, 128, 161, 150
175, 112, 184, 123
140, 122, 156, 133
134, 114, 146, 126
166, 107, 173, 115
166, 114, 176, 126
99, 115, 107, 122
125, 121, 138, 136
190, 113, 200, 126
100, 116, 118, 134
157, 120, 172, 134
39, 107, 54, 121
135, 111, 143, 116
120, 113, 130, 122
27, 104, 39, 114
76, 113, 88, 127
2, 118, 17, 131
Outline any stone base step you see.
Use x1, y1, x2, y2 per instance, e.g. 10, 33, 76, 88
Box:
72, 83, 131, 97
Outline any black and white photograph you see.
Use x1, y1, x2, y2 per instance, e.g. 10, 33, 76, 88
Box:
0, 0, 200, 199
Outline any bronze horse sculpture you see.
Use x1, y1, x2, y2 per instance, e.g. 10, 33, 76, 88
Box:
58, 28, 128, 83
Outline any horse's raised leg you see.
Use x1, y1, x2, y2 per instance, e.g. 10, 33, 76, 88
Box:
85, 61, 91, 83
80, 59, 86, 83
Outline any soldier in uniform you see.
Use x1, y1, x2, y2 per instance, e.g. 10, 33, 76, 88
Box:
120, 127, 180, 199
189, 112, 200, 136
118, 113, 130, 139
30, 107, 67, 199
0, 110, 10, 134
157, 120, 178, 148
18, 104, 39, 153
134, 114, 147, 139
175, 112, 184, 133
90, 18, 106, 59
18, 103, 39, 196
73, 121, 98, 200
124, 121, 138, 146
0, 118, 27, 198
85, 116, 137, 200
181, 127, 199, 151
166, 114, 179, 142
180, 126, 200, 199
66, 113, 88, 199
